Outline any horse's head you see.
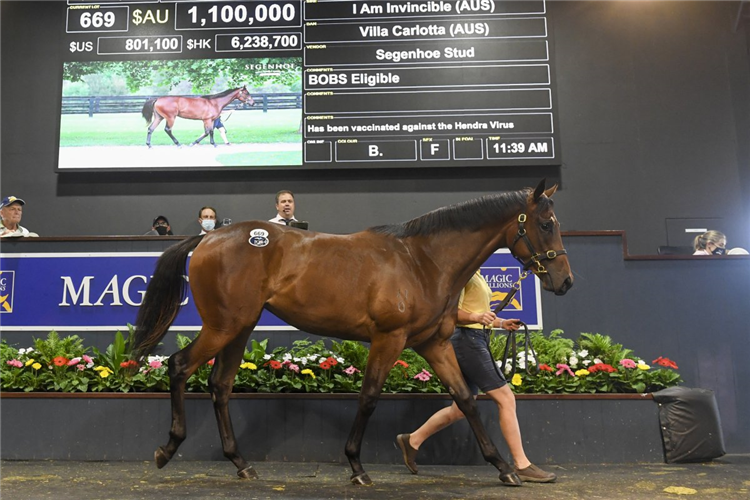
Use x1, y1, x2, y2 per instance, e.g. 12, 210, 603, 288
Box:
237, 86, 255, 106
506, 179, 573, 295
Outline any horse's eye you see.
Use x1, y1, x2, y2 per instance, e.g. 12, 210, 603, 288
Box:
540, 221, 553, 232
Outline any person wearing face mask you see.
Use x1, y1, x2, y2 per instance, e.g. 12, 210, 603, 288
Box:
144, 215, 173, 236
198, 206, 218, 234
693, 230, 727, 255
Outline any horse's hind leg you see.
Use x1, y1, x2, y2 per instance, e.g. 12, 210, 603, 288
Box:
208, 327, 258, 479
345, 335, 407, 485
155, 325, 243, 470
146, 115, 164, 148
164, 118, 180, 146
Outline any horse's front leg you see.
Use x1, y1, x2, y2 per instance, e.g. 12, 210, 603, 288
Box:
415, 339, 521, 486
208, 329, 257, 479
346, 335, 407, 485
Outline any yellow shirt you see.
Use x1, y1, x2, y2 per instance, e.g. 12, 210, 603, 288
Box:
457, 269, 492, 329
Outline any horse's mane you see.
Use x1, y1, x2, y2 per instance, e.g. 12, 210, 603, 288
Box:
369, 189, 549, 238
200, 88, 240, 99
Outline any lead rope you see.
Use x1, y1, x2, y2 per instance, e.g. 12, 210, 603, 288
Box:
483, 271, 538, 380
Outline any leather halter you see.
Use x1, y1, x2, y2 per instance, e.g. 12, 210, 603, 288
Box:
510, 213, 567, 274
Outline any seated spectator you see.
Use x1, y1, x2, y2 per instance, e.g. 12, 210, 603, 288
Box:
269, 190, 298, 225
693, 230, 726, 255
0, 196, 38, 238
199, 206, 218, 234
144, 215, 173, 236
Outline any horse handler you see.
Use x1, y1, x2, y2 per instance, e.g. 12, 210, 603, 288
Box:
397, 269, 557, 484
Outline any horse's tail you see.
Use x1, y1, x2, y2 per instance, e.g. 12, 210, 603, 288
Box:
142, 98, 157, 125
131, 235, 204, 361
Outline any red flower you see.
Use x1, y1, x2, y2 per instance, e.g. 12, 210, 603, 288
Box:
393, 360, 409, 368
269, 360, 282, 370
588, 363, 616, 374
539, 364, 554, 372
320, 361, 332, 370
120, 359, 138, 369
653, 357, 678, 370
326, 356, 338, 366
207, 358, 215, 366
52, 356, 69, 367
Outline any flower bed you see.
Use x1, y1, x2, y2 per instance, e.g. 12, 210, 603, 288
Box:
1, 329, 681, 394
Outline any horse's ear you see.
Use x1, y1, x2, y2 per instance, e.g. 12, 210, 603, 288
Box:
544, 184, 558, 198
533, 179, 547, 201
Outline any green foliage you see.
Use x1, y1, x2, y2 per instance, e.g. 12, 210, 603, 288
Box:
63, 59, 302, 94
1, 330, 682, 395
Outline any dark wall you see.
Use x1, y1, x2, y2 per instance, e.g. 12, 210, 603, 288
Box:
1, 1, 749, 253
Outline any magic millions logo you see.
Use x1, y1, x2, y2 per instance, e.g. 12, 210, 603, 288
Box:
482, 267, 523, 312
0, 270, 15, 313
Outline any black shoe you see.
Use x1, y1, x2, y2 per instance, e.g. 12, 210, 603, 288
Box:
515, 463, 557, 483
396, 434, 419, 474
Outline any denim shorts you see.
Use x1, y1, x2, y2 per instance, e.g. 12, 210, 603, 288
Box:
451, 327, 507, 395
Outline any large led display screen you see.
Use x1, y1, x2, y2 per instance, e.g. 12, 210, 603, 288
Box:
59, 0, 559, 171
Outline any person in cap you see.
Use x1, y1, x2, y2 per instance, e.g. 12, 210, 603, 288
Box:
144, 215, 173, 236
0, 196, 38, 238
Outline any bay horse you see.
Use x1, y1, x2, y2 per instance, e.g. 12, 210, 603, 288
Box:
141, 86, 253, 148
130, 180, 573, 486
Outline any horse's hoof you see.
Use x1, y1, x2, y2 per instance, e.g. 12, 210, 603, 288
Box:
154, 446, 170, 469
499, 471, 523, 486
237, 466, 258, 479
350, 472, 372, 486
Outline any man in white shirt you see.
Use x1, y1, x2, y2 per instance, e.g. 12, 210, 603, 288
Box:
0, 196, 38, 238
268, 190, 298, 225
198, 206, 218, 234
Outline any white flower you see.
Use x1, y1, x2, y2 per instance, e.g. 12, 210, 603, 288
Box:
637, 359, 645, 365
502, 361, 512, 374
336, 357, 344, 364
263, 354, 272, 360
318, 357, 327, 364
578, 350, 589, 358
582, 360, 592, 366
569, 356, 579, 367
594, 358, 602, 365
282, 353, 292, 361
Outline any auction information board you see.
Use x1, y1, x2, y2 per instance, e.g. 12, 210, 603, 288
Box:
61, 0, 558, 171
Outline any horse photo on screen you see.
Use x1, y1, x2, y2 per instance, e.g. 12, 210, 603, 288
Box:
141, 86, 254, 148
130, 180, 573, 486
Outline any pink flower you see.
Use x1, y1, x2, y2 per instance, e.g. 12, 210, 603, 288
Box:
67, 357, 81, 366
555, 363, 575, 377
6, 359, 23, 368
619, 359, 636, 369
344, 365, 361, 375
77, 364, 85, 371
149, 359, 163, 369
82, 355, 93, 364
288, 363, 300, 373
282, 360, 292, 366
413, 369, 432, 382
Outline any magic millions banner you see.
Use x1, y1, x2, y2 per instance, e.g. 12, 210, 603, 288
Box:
0, 250, 541, 331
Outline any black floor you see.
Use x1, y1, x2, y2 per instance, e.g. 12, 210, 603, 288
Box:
2, 456, 749, 500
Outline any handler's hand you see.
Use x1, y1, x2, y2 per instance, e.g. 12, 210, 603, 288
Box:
497, 318, 523, 331
471, 311, 497, 326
